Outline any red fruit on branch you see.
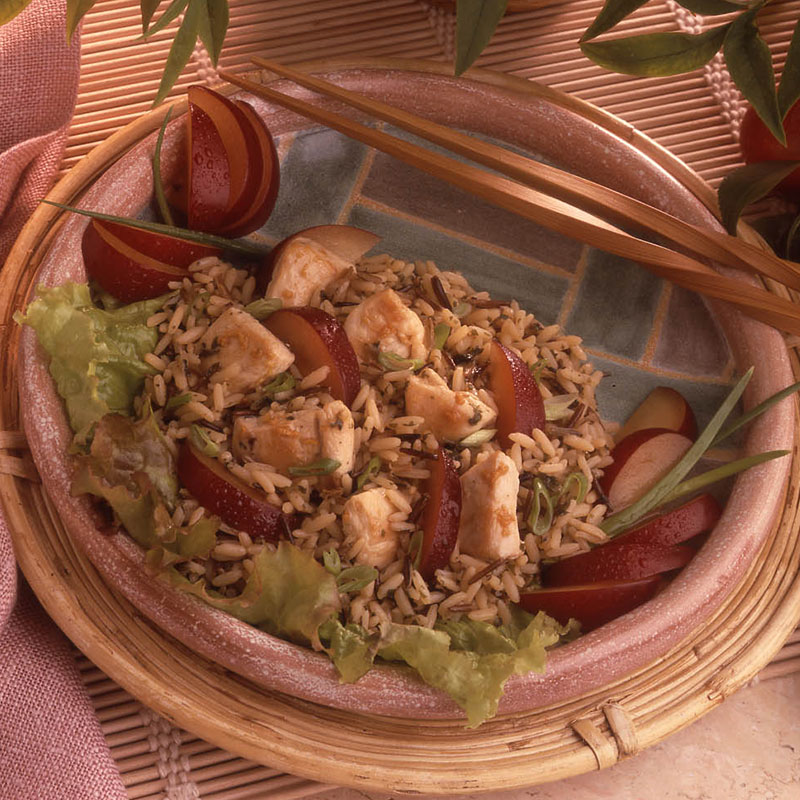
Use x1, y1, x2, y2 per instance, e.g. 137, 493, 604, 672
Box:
740, 100, 800, 196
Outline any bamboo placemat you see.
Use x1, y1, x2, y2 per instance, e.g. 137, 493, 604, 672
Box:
67, 0, 800, 183
28, 1, 800, 797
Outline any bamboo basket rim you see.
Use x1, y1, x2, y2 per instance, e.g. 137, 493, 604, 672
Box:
1, 58, 799, 793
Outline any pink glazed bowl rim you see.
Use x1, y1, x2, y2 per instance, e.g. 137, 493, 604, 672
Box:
17, 66, 796, 719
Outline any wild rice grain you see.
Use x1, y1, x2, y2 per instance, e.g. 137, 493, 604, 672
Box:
213, 542, 248, 561
212, 567, 243, 587
298, 365, 331, 390
144, 353, 167, 372
153, 374, 167, 407
212, 383, 225, 413
501, 570, 521, 603
377, 572, 405, 599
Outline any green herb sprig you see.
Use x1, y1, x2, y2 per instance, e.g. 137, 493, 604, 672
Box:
378, 351, 425, 372
288, 458, 341, 477
355, 455, 382, 490
601, 367, 796, 537
244, 298, 282, 320
528, 477, 554, 536
152, 107, 174, 226
42, 201, 268, 257
190, 424, 220, 457
262, 372, 296, 400
336, 565, 378, 593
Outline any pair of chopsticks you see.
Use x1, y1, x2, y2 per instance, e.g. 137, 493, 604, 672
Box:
218, 59, 800, 336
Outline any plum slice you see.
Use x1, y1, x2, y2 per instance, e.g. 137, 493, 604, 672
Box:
541, 541, 695, 587
82, 219, 221, 303
487, 340, 545, 447
600, 427, 693, 510
264, 307, 361, 407
186, 86, 277, 236
218, 99, 280, 238
616, 386, 697, 443
519, 576, 665, 632
177, 441, 286, 541
612, 493, 720, 550
417, 447, 461, 580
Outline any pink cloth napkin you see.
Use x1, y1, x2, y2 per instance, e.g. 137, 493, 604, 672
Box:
0, 2, 126, 798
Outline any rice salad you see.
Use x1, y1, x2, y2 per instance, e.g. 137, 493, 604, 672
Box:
19, 236, 618, 725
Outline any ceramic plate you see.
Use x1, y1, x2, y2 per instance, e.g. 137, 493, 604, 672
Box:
17, 64, 795, 720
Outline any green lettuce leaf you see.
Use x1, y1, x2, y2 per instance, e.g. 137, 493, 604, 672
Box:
379, 612, 570, 727
72, 411, 216, 559
319, 618, 378, 683
436, 617, 517, 654
84, 411, 178, 507
15, 283, 165, 440
73, 465, 158, 547
167, 542, 341, 649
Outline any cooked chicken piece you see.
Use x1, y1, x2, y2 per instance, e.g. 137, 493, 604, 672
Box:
265, 237, 351, 306
232, 400, 355, 475
458, 451, 521, 561
343, 288, 427, 364
200, 306, 294, 395
342, 488, 400, 570
405, 368, 497, 443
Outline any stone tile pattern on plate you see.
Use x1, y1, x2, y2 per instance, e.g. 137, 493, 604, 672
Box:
262, 127, 734, 424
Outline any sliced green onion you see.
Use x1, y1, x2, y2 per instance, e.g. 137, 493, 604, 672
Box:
601, 367, 754, 537
288, 458, 341, 476
661, 450, 789, 506
152, 107, 174, 227
337, 565, 378, 593
528, 478, 554, 536
378, 351, 425, 372
244, 297, 282, 320
41, 200, 269, 256
166, 392, 192, 410
323, 548, 342, 576
408, 529, 424, 570
433, 323, 451, 351
458, 428, 497, 447
263, 372, 295, 399
355, 455, 382, 490
712, 379, 800, 446
559, 471, 589, 505
544, 394, 578, 421
452, 301, 472, 318
529, 358, 546, 383
190, 424, 220, 457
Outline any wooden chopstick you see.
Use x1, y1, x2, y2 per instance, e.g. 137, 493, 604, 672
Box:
217, 67, 800, 336
250, 57, 800, 294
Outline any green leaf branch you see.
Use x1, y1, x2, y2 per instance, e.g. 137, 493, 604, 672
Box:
454, 0, 800, 153
1, 0, 230, 106
579, 1, 800, 149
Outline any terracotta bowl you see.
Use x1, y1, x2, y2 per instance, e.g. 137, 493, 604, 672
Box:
18, 66, 795, 719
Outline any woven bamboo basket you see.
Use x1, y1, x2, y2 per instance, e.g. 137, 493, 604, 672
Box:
2, 59, 800, 793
